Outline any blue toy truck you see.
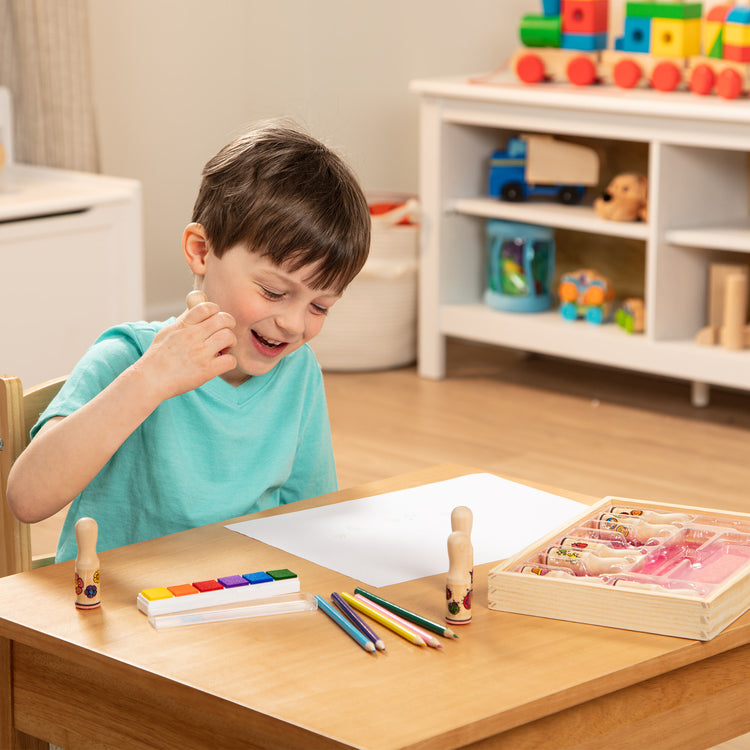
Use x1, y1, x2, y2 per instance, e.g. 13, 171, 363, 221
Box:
488, 134, 600, 204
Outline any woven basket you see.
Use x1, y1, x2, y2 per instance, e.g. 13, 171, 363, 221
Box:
311, 194, 419, 371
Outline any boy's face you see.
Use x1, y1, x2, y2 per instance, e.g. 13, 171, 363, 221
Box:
199, 242, 341, 384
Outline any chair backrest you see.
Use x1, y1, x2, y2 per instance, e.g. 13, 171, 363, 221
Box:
0, 374, 66, 576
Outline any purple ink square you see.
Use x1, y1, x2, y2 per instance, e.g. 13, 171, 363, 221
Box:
217, 574, 249, 588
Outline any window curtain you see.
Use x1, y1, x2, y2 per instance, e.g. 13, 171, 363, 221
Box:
0, 0, 99, 172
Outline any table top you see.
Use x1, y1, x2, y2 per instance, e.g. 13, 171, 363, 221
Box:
2, 464, 749, 750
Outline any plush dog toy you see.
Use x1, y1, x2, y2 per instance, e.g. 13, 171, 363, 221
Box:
594, 173, 648, 222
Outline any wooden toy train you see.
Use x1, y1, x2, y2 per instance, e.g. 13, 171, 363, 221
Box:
514, 1, 750, 99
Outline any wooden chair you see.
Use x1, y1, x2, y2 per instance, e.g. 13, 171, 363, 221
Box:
0, 375, 66, 576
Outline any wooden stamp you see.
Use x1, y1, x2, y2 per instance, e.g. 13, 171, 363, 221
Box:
451, 505, 474, 580
74, 517, 100, 610
446, 530, 473, 624
186, 289, 207, 309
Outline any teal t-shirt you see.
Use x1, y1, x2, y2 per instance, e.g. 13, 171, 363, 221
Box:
32, 320, 338, 561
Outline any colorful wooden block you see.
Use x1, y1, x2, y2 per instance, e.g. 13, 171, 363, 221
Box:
562, 0, 608, 35
615, 16, 651, 53
650, 18, 701, 57
137, 570, 301, 617
724, 23, 750, 49
625, 2, 702, 20
723, 43, 750, 63
519, 14, 562, 48
561, 32, 608, 51
703, 19, 725, 59
727, 6, 750, 25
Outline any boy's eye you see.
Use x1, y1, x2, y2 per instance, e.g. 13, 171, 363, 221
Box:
311, 304, 329, 316
260, 287, 284, 300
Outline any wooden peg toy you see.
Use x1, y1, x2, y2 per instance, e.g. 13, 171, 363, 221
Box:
446, 530, 473, 625
543, 546, 640, 576
558, 537, 645, 559
596, 512, 680, 545
186, 289, 207, 309
519, 565, 575, 579
451, 505, 473, 536
75, 517, 101, 609
607, 506, 692, 525
451, 505, 474, 581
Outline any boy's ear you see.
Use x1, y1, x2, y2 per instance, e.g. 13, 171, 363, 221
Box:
182, 223, 210, 276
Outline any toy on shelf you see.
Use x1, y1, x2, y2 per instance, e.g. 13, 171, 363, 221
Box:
558, 268, 615, 324
509, 1, 750, 99
695, 262, 750, 349
488, 134, 600, 205
593, 173, 648, 222
485, 220, 556, 313
616, 297, 645, 333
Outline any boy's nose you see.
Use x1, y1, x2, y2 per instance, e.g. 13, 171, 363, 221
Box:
275, 305, 306, 337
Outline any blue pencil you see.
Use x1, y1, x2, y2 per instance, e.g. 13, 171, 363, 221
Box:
315, 595, 376, 653
331, 592, 386, 651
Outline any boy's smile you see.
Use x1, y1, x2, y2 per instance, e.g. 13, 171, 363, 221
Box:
199, 242, 340, 385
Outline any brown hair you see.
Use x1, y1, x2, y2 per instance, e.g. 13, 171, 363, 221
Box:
192, 122, 370, 294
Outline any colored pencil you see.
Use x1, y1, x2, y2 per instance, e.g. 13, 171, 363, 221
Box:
354, 587, 458, 639
340, 592, 425, 646
315, 595, 376, 653
354, 594, 442, 648
331, 592, 386, 651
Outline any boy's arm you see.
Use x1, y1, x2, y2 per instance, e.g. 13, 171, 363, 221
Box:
7, 303, 236, 523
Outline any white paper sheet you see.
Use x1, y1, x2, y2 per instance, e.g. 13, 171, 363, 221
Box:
226, 473, 589, 587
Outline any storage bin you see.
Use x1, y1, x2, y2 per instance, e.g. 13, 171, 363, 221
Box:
311, 193, 419, 371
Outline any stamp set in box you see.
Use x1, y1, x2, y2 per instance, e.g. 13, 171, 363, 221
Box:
488, 498, 750, 640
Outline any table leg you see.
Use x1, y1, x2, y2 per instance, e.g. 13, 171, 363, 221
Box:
1, 637, 48, 750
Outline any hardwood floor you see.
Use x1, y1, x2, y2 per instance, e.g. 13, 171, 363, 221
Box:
326, 338, 750, 515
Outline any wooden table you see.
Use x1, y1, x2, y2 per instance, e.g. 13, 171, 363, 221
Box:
2, 465, 750, 750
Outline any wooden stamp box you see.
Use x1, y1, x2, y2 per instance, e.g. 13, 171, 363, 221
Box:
488, 497, 750, 640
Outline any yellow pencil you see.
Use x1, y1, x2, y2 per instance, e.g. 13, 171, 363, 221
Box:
340, 592, 425, 646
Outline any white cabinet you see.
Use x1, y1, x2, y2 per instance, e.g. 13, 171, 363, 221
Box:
410, 74, 750, 404
0, 164, 143, 387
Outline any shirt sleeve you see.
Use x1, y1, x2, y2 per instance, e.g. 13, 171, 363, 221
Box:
30, 325, 145, 438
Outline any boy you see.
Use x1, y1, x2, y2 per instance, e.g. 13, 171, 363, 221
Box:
7, 122, 371, 561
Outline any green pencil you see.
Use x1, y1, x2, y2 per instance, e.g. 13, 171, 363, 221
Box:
353, 587, 458, 639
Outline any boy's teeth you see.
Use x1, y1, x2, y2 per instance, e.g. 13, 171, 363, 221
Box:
258, 333, 282, 347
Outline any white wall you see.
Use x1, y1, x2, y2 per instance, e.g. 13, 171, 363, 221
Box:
87, 0, 538, 317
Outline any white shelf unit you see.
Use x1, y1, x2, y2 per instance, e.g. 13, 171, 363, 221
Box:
410, 75, 750, 404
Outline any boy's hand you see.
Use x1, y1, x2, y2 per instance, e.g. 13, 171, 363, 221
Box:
136, 297, 237, 401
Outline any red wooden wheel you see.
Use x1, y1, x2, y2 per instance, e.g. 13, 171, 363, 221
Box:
716, 68, 743, 100
515, 54, 546, 84
567, 55, 597, 86
650, 61, 682, 92
689, 64, 715, 95
613, 59, 642, 89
